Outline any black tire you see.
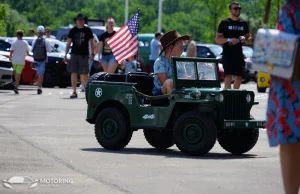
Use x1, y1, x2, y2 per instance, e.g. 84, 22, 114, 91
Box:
143, 129, 174, 150
43, 66, 60, 88
218, 115, 259, 155
257, 85, 267, 93
94, 108, 132, 150
173, 112, 217, 156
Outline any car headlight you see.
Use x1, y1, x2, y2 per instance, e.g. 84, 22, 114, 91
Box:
215, 94, 224, 102
246, 94, 251, 103
260, 77, 265, 82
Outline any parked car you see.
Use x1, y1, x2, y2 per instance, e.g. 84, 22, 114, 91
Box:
137, 33, 155, 72
256, 72, 270, 93
0, 55, 13, 88
0, 51, 37, 85
243, 46, 256, 82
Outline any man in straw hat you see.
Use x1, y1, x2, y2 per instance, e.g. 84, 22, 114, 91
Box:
152, 30, 191, 96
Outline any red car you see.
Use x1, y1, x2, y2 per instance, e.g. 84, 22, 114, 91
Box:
0, 51, 37, 85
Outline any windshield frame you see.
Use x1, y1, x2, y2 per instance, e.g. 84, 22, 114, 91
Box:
172, 57, 221, 89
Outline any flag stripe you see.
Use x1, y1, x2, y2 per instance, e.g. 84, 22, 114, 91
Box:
112, 35, 138, 56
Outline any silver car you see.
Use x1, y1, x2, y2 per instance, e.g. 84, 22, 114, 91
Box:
0, 55, 13, 88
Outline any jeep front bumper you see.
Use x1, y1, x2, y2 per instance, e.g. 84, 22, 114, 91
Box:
224, 120, 266, 129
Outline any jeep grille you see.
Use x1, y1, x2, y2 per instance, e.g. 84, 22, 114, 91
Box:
222, 91, 249, 120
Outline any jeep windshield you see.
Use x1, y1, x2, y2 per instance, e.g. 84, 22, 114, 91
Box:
176, 61, 217, 80
172, 57, 220, 89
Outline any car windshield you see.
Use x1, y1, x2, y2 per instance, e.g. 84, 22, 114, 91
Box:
209, 45, 222, 57
50, 40, 67, 53
176, 61, 217, 80
243, 47, 253, 58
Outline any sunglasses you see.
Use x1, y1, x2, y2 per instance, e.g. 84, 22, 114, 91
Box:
232, 7, 242, 10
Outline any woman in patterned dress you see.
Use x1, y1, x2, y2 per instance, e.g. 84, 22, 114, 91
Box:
266, 0, 300, 193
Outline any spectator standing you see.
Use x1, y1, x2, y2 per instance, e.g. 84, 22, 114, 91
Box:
149, 32, 162, 72
215, 1, 251, 89
186, 40, 197, 57
98, 17, 118, 73
44, 27, 56, 39
32, 26, 52, 94
28, 28, 37, 37
64, 14, 94, 98
266, 0, 300, 193
9, 30, 29, 94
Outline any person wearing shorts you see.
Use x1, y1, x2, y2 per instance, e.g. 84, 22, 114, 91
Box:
9, 29, 29, 94
32, 26, 52, 94
64, 14, 94, 98
98, 17, 118, 73
215, 1, 252, 89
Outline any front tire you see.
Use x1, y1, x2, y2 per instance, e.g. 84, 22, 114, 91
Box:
173, 112, 217, 156
95, 108, 132, 150
43, 66, 59, 88
143, 129, 174, 150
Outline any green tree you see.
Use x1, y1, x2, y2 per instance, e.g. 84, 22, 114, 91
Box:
0, 3, 7, 36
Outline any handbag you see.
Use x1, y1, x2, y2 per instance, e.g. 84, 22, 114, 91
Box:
252, 0, 300, 80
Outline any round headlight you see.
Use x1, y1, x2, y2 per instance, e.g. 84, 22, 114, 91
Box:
246, 94, 251, 103
260, 77, 265, 82
216, 94, 224, 102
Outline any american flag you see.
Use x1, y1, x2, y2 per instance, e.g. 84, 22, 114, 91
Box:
107, 10, 140, 63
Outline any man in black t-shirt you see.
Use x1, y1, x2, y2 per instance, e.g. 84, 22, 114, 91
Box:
64, 14, 94, 98
216, 1, 252, 89
97, 17, 118, 73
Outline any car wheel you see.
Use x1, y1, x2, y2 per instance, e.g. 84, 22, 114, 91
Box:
43, 66, 59, 88
143, 129, 174, 150
95, 108, 132, 150
257, 85, 267, 93
173, 112, 217, 156
218, 116, 259, 155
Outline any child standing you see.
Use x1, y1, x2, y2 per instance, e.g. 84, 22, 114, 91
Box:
9, 30, 29, 94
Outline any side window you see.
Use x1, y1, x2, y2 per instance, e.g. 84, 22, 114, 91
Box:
197, 46, 210, 58
0, 41, 11, 51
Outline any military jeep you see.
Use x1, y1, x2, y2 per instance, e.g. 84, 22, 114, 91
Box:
85, 57, 266, 156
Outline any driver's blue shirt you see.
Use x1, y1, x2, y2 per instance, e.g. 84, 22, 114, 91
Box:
152, 56, 172, 95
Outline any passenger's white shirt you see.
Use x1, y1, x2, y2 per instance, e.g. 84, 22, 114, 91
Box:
10, 39, 29, 65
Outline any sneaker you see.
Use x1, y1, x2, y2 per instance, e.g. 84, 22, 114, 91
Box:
80, 84, 85, 92
37, 88, 42, 95
13, 88, 19, 94
70, 92, 78, 99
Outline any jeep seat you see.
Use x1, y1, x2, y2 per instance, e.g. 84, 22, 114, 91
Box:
126, 74, 154, 96
105, 74, 126, 82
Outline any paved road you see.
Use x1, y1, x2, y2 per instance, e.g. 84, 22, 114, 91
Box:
0, 82, 283, 194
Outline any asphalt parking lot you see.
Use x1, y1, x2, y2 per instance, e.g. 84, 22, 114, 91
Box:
0, 82, 283, 194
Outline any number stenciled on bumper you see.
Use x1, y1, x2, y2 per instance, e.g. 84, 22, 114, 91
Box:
224, 120, 266, 129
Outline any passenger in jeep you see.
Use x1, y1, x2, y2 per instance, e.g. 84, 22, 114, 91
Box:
152, 30, 191, 96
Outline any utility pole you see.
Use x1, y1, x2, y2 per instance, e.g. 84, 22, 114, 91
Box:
158, 0, 163, 32
125, 0, 129, 23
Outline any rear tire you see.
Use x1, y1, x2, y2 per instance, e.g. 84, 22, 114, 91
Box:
173, 112, 217, 156
43, 66, 59, 88
95, 108, 132, 150
143, 129, 174, 150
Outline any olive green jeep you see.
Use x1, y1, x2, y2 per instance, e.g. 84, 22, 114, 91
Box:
85, 57, 266, 156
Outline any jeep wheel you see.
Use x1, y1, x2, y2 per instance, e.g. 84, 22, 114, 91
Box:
95, 108, 132, 150
173, 112, 217, 156
143, 129, 174, 150
218, 128, 259, 155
